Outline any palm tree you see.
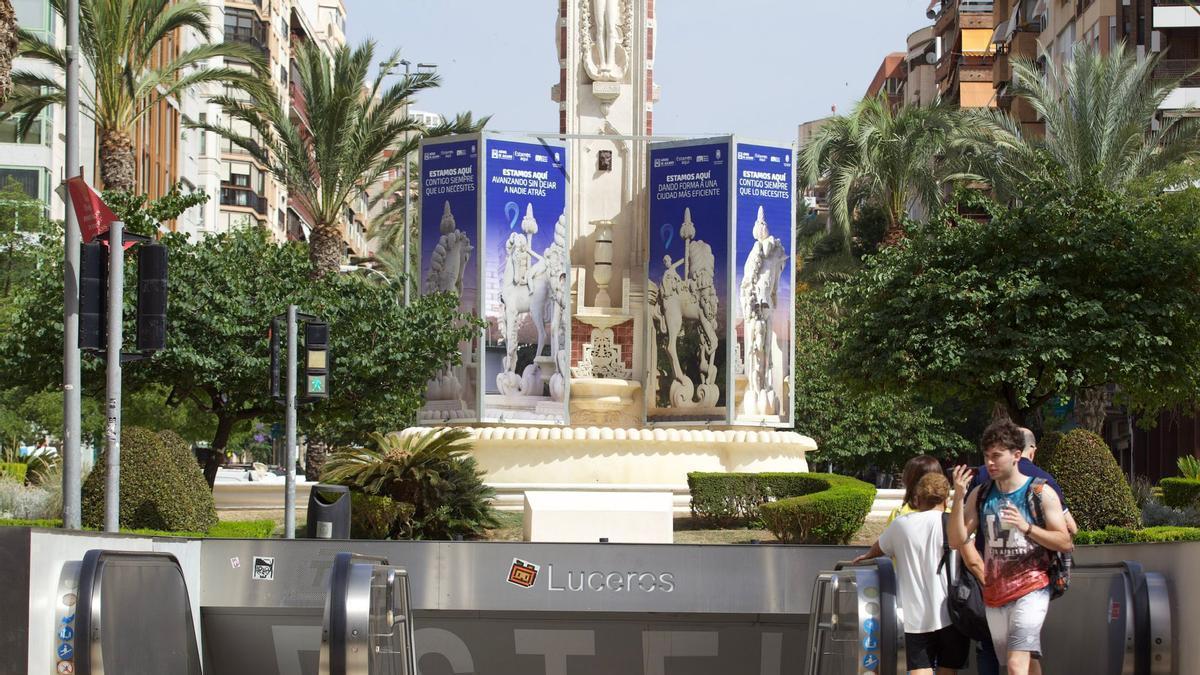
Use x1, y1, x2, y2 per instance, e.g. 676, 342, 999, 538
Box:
0, 0, 16, 108
5, 0, 268, 193
207, 41, 482, 277
965, 42, 1200, 199
368, 112, 487, 285
802, 94, 970, 246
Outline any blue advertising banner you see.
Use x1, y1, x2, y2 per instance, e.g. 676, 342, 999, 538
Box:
733, 142, 795, 426
418, 137, 480, 423
647, 140, 730, 423
482, 137, 570, 424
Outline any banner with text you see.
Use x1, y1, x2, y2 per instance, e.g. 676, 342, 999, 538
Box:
647, 140, 730, 424
481, 137, 570, 424
419, 137, 480, 423
733, 142, 795, 427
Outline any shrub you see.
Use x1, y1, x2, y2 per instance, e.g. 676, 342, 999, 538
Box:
1160, 478, 1200, 509
1178, 455, 1200, 480
1129, 476, 1156, 509
0, 463, 28, 483
1036, 430, 1064, 469
0, 480, 55, 519
1075, 526, 1200, 545
350, 493, 415, 539
757, 473, 876, 544
82, 427, 219, 532
1141, 498, 1200, 527
323, 429, 498, 540
688, 472, 832, 527
1043, 429, 1140, 531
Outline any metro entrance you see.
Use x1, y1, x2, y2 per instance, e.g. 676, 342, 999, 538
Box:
0, 527, 1188, 675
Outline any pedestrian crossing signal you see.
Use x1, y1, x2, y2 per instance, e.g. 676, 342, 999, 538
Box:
304, 321, 329, 400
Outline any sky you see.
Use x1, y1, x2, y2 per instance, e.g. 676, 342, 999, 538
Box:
344, 1, 933, 142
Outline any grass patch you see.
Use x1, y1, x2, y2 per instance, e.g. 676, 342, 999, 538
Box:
0, 517, 276, 539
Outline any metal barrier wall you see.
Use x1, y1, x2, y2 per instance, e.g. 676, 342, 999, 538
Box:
0, 529, 1193, 675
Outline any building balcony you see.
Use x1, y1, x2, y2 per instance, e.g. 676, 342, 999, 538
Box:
220, 185, 268, 215
1154, 1, 1200, 29
1156, 59, 1200, 88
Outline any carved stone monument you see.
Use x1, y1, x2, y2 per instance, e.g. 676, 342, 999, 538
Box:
739, 206, 788, 416
421, 201, 476, 421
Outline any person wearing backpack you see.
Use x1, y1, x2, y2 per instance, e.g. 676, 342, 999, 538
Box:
968, 427, 1077, 675
853, 472, 970, 674
949, 421, 1073, 675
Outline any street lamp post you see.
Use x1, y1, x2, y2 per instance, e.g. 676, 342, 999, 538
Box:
62, 0, 83, 530
395, 60, 436, 307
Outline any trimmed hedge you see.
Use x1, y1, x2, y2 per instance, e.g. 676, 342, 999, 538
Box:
759, 474, 875, 544
1160, 478, 1200, 509
0, 463, 28, 484
1075, 526, 1200, 545
1043, 429, 1140, 531
350, 492, 415, 540
688, 472, 833, 527
684, 472, 874, 544
82, 427, 219, 532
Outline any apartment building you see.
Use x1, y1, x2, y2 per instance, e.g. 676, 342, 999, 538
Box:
865, 53, 908, 107
905, 26, 940, 106
1, 0, 97, 221
930, 0, 997, 107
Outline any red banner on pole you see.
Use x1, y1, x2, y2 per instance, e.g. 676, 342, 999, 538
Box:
65, 176, 118, 244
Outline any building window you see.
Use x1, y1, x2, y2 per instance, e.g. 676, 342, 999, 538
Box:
0, 106, 48, 145
14, 0, 52, 38
224, 8, 268, 56
0, 167, 47, 202
198, 113, 207, 155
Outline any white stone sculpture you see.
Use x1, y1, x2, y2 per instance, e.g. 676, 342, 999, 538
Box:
647, 208, 720, 408
739, 206, 788, 416
424, 201, 474, 402
572, 327, 632, 379
580, 0, 631, 82
497, 206, 570, 400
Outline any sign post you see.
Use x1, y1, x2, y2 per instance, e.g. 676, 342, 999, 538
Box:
103, 220, 123, 533
284, 304, 298, 539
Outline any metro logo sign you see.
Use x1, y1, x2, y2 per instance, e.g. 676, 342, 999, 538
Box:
507, 559, 539, 588
65, 177, 118, 244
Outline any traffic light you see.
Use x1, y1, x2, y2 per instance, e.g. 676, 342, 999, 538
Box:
269, 317, 283, 401
79, 242, 107, 351
136, 242, 168, 352
304, 321, 329, 399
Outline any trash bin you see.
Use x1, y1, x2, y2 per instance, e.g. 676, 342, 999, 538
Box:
306, 484, 351, 539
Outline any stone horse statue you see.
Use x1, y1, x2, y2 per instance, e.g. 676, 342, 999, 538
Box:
496, 205, 566, 397
740, 206, 788, 415
648, 209, 720, 408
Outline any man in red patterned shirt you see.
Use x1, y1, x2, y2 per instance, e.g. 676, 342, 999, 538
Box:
948, 421, 1073, 675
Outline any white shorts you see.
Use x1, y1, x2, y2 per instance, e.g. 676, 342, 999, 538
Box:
986, 586, 1051, 662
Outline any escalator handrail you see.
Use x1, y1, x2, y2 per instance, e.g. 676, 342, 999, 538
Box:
326, 552, 390, 675
73, 550, 196, 675
826, 558, 900, 675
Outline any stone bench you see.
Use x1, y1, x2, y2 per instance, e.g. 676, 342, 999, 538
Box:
522, 490, 674, 543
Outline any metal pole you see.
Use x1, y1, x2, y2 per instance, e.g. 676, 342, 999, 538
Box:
103, 221, 123, 533
284, 304, 298, 539
62, 0, 82, 530
402, 62, 411, 307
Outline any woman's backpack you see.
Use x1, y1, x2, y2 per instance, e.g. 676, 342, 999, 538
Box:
938, 514, 991, 641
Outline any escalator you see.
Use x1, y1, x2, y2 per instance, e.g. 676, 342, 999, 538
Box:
805, 559, 1173, 675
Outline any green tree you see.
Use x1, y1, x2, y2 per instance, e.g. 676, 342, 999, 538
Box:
801, 94, 972, 246
832, 179, 1200, 426
793, 290, 971, 472
0, 225, 480, 485
0, 176, 54, 299
965, 43, 1200, 200
205, 41, 484, 277
6, 0, 267, 191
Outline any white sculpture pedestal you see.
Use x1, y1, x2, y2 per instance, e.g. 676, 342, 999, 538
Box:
523, 490, 673, 543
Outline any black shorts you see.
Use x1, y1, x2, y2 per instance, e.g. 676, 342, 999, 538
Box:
906, 625, 971, 671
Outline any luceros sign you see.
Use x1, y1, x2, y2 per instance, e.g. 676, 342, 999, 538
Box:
506, 558, 675, 593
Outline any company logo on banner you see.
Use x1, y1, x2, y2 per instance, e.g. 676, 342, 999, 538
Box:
507, 559, 540, 588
